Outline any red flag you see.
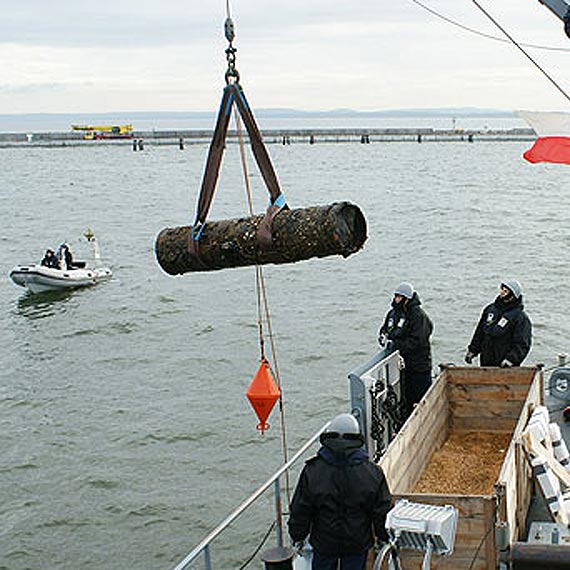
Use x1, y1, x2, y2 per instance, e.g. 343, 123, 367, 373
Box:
517, 110, 570, 165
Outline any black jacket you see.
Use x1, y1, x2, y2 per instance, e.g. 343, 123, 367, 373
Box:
41, 252, 59, 269
378, 293, 433, 373
468, 296, 532, 366
288, 446, 391, 555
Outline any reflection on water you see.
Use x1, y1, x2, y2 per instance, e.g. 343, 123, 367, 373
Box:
15, 288, 75, 319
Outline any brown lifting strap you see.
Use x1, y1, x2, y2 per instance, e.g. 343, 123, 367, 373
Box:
191, 81, 288, 248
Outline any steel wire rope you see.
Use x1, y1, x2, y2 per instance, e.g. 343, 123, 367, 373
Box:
468, 0, 570, 104
410, 0, 570, 52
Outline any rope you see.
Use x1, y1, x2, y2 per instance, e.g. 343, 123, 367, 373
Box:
234, 108, 292, 504
410, 0, 570, 53
467, 521, 495, 570
469, 0, 570, 104
237, 520, 276, 570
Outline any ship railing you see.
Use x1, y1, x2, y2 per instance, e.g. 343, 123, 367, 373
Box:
171, 422, 330, 570
348, 349, 405, 458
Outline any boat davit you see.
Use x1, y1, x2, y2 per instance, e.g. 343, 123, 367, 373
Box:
9, 233, 112, 294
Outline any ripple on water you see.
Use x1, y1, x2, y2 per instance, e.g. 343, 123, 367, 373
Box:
3, 139, 570, 570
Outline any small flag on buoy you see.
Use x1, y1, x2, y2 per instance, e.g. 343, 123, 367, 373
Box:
246, 359, 280, 435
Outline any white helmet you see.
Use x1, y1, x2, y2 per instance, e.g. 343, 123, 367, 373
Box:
394, 282, 414, 300
501, 280, 522, 299
320, 413, 363, 449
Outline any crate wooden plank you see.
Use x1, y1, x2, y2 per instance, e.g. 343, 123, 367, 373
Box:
450, 398, 527, 420
394, 495, 495, 569
379, 381, 448, 492
378, 393, 446, 486
498, 372, 543, 543
452, 416, 520, 433
444, 366, 538, 386
484, 495, 498, 567
448, 382, 532, 402
393, 397, 448, 490
398, 542, 490, 567
514, 443, 533, 540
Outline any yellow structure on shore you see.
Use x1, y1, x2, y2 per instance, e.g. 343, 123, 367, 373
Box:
71, 124, 133, 140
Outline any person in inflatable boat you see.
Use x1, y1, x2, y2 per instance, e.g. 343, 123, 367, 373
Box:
41, 249, 60, 269
57, 242, 75, 269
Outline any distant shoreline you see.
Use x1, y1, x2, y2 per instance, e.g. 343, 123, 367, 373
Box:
0, 126, 535, 148
0, 108, 525, 135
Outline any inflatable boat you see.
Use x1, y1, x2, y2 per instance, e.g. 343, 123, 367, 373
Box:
9, 232, 112, 294
9, 264, 112, 294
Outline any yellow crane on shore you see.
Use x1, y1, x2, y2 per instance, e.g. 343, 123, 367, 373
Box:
71, 124, 134, 140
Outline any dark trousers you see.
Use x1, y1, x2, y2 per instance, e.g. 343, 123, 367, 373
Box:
312, 551, 367, 570
403, 369, 432, 415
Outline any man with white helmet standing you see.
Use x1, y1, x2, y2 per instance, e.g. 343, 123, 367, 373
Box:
378, 282, 434, 417
288, 413, 391, 570
465, 280, 532, 367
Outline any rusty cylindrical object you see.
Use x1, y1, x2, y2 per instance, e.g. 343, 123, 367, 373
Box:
510, 542, 570, 569
155, 202, 367, 275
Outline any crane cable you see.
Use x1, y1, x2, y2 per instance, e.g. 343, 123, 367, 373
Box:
226, 0, 292, 502
235, 112, 291, 503
468, 0, 570, 104
410, 0, 570, 53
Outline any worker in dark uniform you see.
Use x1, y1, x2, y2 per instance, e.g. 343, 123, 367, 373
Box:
41, 249, 60, 269
378, 282, 434, 417
465, 280, 532, 367
288, 413, 391, 570
57, 242, 74, 269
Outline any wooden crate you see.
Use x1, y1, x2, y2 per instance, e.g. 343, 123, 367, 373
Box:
376, 366, 543, 570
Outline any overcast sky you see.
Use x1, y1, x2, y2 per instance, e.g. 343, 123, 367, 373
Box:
1, 0, 569, 114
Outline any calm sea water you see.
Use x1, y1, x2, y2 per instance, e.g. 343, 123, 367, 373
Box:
1, 135, 569, 569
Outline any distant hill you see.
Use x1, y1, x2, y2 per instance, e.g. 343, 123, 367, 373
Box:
0, 107, 514, 122
0, 108, 516, 133
253, 108, 514, 118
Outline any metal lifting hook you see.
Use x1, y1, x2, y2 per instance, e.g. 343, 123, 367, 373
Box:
224, 17, 240, 84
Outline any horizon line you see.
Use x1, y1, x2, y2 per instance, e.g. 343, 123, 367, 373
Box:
0, 107, 518, 118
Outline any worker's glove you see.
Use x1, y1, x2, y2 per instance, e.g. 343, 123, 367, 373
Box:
464, 351, 475, 364
500, 359, 513, 368
378, 332, 388, 347
293, 541, 305, 557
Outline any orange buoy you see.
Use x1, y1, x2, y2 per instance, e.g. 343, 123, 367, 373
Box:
246, 359, 281, 435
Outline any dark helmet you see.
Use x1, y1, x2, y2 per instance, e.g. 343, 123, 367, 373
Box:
320, 413, 364, 451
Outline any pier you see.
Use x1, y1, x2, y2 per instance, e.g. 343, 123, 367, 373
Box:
0, 127, 535, 148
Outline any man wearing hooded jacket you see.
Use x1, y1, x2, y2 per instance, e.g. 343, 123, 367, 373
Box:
465, 280, 532, 367
288, 413, 391, 570
378, 282, 434, 416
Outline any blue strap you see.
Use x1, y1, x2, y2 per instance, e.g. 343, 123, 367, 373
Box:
270, 193, 286, 208
192, 223, 205, 241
